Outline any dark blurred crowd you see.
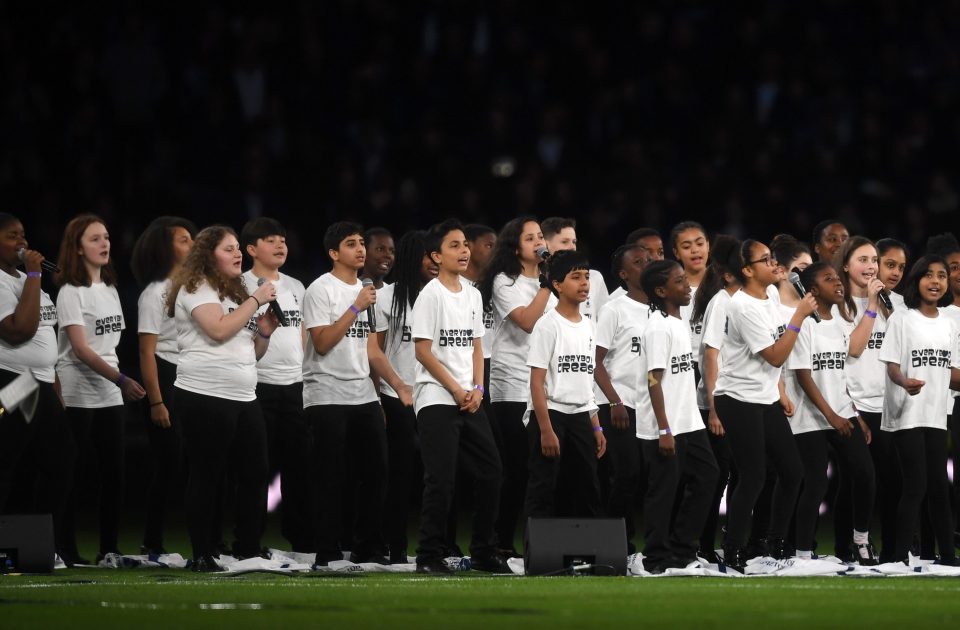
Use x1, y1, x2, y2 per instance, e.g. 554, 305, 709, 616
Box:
4, 0, 960, 278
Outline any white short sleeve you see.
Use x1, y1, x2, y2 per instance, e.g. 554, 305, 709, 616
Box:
878, 311, 903, 364
595, 302, 619, 350
739, 302, 780, 354
56, 285, 84, 327
786, 323, 813, 371
643, 318, 671, 372
410, 287, 439, 341
302, 281, 332, 329
526, 318, 555, 370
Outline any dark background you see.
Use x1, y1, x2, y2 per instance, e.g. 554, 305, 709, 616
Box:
4, 0, 959, 523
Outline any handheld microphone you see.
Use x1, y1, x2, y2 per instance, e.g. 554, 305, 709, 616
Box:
878, 289, 893, 311
361, 277, 376, 330
16, 248, 60, 274
787, 271, 821, 323
256, 277, 289, 327
535, 246, 550, 260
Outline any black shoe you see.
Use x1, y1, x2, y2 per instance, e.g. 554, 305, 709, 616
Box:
763, 537, 789, 560
416, 558, 454, 574
744, 537, 768, 559
232, 547, 271, 561
721, 546, 747, 573
57, 550, 91, 567
214, 543, 231, 558
497, 547, 522, 559
140, 545, 168, 557
389, 551, 410, 564
471, 552, 513, 574
191, 555, 224, 573
350, 551, 390, 565
935, 555, 960, 567
852, 541, 879, 566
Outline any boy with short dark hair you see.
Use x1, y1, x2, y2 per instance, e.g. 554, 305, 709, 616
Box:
524, 250, 607, 521
302, 221, 412, 566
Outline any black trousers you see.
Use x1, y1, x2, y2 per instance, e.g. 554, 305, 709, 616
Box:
794, 422, 875, 552
61, 404, 125, 556
383, 393, 418, 558
597, 405, 641, 550
715, 395, 803, 548
698, 408, 733, 554
307, 401, 387, 563
176, 387, 268, 560
491, 400, 529, 551
861, 411, 901, 562
0, 371, 74, 545
893, 427, 955, 562
257, 381, 314, 552
642, 429, 719, 564
142, 357, 181, 551
524, 410, 601, 521
416, 404, 501, 562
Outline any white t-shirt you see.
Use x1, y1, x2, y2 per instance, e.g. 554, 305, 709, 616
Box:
0, 270, 57, 382
609, 286, 626, 300
838, 296, 888, 414
56, 282, 125, 408
941, 304, 960, 406
174, 280, 258, 401
890, 291, 905, 311
302, 273, 378, 407
679, 284, 701, 364
490, 273, 557, 402
880, 309, 960, 432
137, 279, 179, 365
526, 309, 597, 417
785, 316, 856, 435
635, 312, 702, 439
580, 268, 609, 321
714, 289, 787, 405
777, 302, 803, 413
376, 282, 416, 399
465, 278, 496, 360
594, 295, 649, 407
242, 271, 305, 386
410, 278, 485, 415
696, 289, 731, 409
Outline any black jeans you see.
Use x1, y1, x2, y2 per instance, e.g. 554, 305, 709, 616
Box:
176, 387, 268, 560
383, 393, 418, 558
142, 357, 181, 551
307, 401, 387, 563
257, 381, 314, 552
699, 408, 733, 555
0, 371, 74, 547
861, 411, 901, 562
60, 404, 125, 556
416, 404, 501, 562
597, 405, 642, 550
893, 427, 955, 562
715, 395, 803, 548
524, 410, 601, 521
490, 400, 529, 551
642, 429, 719, 564
794, 422, 875, 553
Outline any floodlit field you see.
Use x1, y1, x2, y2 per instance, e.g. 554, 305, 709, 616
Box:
3, 570, 960, 629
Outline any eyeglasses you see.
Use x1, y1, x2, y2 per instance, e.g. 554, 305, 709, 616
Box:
747, 255, 778, 267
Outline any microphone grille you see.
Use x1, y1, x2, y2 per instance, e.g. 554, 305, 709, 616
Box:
361, 277, 374, 288
257, 277, 266, 287
787, 271, 800, 283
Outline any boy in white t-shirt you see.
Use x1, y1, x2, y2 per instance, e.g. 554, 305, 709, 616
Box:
541, 217, 609, 320
240, 217, 312, 552
302, 222, 412, 566
411, 220, 508, 574
525, 250, 607, 523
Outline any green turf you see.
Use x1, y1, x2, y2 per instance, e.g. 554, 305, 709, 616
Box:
2, 570, 960, 629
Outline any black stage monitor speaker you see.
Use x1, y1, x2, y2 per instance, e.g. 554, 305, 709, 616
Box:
0, 514, 55, 573
524, 518, 627, 576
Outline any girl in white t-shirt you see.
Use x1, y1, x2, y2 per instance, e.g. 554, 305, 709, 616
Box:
877, 238, 909, 306
712, 239, 817, 571
130, 216, 195, 556
636, 260, 718, 572
787, 262, 878, 565
880, 255, 960, 565
835, 236, 895, 561
166, 225, 279, 572
671, 221, 710, 372
479, 216, 555, 554
0, 213, 75, 562
376, 229, 438, 562
54, 214, 146, 565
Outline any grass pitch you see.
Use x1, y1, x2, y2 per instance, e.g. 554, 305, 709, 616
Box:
2, 569, 960, 629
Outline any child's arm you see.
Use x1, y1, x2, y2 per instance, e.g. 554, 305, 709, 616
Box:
795, 368, 852, 437
647, 368, 674, 456
704, 345, 723, 435
885, 362, 924, 395
138, 333, 168, 427
309, 284, 376, 355
64, 325, 145, 401
507, 287, 553, 334
414, 338, 469, 409
847, 279, 884, 358
594, 346, 628, 429
369, 334, 412, 406
457, 339, 484, 414
530, 366, 559, 457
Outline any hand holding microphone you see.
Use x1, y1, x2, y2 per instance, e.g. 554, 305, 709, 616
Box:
17, 248, 60, 274
536, 246, 551, 288
788, 270, 821, 323
361, 278, 377, 329
254, 278, 289, 327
